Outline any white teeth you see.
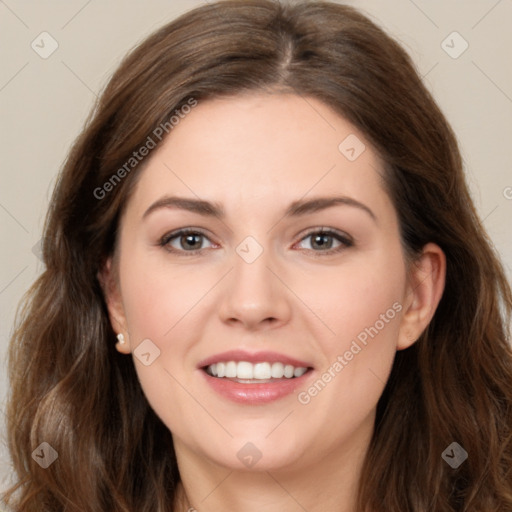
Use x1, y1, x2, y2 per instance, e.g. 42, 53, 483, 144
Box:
216, 362, 226, 378
206, 360, 308, 380
294, 367, 307, 377
253, 362, 271, 379
271, 362, 285, 378
237, 361, 253, 379
283, 365, 294, 378
225, 361, 237, 378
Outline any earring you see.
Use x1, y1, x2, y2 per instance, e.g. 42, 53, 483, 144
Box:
117, 333, 125, 345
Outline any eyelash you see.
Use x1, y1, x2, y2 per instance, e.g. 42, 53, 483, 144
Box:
158, 228, 354, 257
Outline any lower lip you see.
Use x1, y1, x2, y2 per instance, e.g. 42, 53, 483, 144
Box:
200, 369, 313, 404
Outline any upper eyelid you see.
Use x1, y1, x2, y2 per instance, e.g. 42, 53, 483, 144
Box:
160, 227, 212, 245
299, 227, 352, 240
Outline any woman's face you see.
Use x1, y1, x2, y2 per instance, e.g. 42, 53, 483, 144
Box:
106, 93, 428, 472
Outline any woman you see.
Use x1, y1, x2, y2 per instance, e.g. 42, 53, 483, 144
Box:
4, 1, 512, 511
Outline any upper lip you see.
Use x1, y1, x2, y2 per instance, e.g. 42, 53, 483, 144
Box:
197, 350, 313, 369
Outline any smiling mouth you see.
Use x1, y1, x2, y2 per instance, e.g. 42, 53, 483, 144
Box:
203, 361, 312, 382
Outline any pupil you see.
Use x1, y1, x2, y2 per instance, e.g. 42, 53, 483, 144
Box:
313, 234, 332, 250
183, 234, 201, 249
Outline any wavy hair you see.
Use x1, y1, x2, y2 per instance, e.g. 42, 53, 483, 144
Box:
4, 1, 512, 510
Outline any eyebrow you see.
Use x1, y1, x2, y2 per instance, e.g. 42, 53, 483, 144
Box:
142, 195, 377, 222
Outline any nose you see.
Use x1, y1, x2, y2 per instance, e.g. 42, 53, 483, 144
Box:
217, 244, 292, 331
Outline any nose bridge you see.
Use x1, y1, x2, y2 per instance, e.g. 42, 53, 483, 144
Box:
217, 234, 291, 328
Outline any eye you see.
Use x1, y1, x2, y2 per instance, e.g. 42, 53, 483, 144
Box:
159, 227, 353, 256
159, 229, 215, 254
295, 228, 353, 255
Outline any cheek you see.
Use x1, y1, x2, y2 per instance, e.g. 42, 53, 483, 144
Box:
117, 252, 216, 422
309, 248, 406, 348
118, 260, 202, 431
296, 247, 405, 409
119, 250, 212, 342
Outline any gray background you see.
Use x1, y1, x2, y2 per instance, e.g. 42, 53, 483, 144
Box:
1, 0, 511, 492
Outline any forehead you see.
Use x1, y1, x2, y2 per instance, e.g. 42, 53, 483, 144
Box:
126, 93, 392, 220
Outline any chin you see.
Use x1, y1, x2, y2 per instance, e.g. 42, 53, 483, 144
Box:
198, 433, 309, 473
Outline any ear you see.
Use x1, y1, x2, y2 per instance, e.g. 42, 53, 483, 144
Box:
397, 243, 446, 350
97, 257, 131, 354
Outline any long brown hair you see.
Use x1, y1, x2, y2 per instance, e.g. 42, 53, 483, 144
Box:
4, 1, 512, 510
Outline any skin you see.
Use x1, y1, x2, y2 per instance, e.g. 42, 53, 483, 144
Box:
101, 92, 446, 512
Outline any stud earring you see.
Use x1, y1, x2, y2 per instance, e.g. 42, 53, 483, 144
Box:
117, 333, 125, 345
